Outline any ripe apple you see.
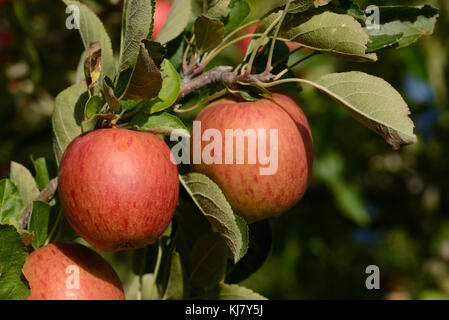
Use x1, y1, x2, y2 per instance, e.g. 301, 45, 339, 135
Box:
192, 93, 313, 223
23, 242, 125, 300
58, 128, 179, 251
151, 0, 172, 40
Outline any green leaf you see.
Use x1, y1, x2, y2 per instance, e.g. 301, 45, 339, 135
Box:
131, 112, 189, 137
63, 1, 115, 81
84, 95, 103, 119
9, 162, 39, 207
288, 0, 331, 13
121, 99, 144, 111
180, 173, 249, 263
206, 0, 231, 19
217, 283, 267, 300
224, 0, 250, 33
29, 201, 51, 249
190, 233, 228, 288
122, 41, 163, 102
0, 225, 30, 300
31, 157, 50, 191
365, 5, 439, 51
115, 68, 133, 98
194, 15, 225, 54
162, 251, 184, 300
103, 77, 120, 112
118, 0, 154, 71
309, 72, 417, 149
366, 33, 403, 52
52, 82, 88, 165
0, 179, 25, 228
156, 0, 192, 44
148, 59, 181, 114
258, 9, 377, 62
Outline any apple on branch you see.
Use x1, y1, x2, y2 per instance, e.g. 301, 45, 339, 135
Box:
58, 128, 179, 252
23, 242, 125, 300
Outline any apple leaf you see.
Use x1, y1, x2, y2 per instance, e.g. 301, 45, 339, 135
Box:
9, 162, 39, 208
118, 0, 154, 72
288, 0, 331, 13
189, 232, 228, 288
306, 71, 417, 149
31, 157, 51, 192
103, 77, 120, 112
0, 179, 25, 228
52, 82, 89, 165
121, 40, 163, 102
366, 34, 403, 53
156, 0, 192, 44
84, 95, 103, 119
194, 15, 225, 54
28, 201, 51, 249
179, 173, 249, 263
206, 0, 231, 19
217, 283, 267, 300
365, 5, 439, 52
258, 9, 377, 62
148, 59, 181, 114
224, 0, 250, 33
83, 42, 101, 88
131, 112, 189, 137
162, 251, 184, 300
63, 1, 115, 81
0, 225, 30, 300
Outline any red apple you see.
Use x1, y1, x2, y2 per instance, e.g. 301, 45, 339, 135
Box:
58, 128, 179, 251
23, 242, 125, 300
151, 0, 172, 40
192, 93, 313, 223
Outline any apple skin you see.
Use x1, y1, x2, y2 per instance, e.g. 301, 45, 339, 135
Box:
23, 242, 125, 300
58, 128, 179, 252
151, 0, 172, 40
192, 93, 313, 223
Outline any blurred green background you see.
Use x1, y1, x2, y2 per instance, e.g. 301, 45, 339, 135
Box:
1, 0, 448, 299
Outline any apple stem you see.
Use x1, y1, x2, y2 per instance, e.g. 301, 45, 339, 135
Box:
150, 240, 163, 299
44, 209, 62, 246
245, 14, 282, 76
264, 0, 292, 75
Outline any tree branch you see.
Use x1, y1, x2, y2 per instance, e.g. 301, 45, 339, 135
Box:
18, 177, 59, 230
178, 66, 276, 101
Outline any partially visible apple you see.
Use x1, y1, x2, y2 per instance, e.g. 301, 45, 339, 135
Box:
23, 242, 125, 300
58, 128, 179, 252
151, 0, 172, 40
192, 93, 313, 223
237, 23, 300, 57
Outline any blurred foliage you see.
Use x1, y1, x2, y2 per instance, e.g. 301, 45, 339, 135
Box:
1, 0, 449, 299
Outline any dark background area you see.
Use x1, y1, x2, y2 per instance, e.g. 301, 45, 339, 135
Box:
1, 0, 448, 299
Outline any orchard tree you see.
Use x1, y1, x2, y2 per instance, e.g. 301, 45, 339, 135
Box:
0, 0, 439, 300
